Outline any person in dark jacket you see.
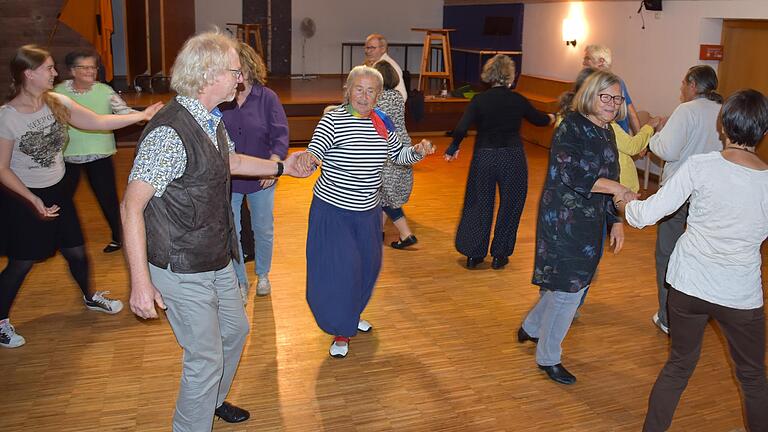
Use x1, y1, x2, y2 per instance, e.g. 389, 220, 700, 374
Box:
445, 54, 554, 270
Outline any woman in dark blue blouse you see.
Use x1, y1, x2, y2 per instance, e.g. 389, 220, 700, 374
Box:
517, 70, 633, 385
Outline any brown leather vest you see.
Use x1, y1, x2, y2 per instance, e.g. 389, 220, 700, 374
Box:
138, 99, 239, 273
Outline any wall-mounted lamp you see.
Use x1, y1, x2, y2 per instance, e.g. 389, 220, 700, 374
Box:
563, 18, 579, 48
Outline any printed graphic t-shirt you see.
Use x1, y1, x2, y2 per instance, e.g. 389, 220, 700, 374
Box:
0, 99, 69, 188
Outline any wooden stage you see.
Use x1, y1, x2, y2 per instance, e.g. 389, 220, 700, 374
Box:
1, 136, 765, 431
116, 75, 470, 144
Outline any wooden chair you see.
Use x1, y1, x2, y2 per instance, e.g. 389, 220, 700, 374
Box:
412, 28, 455, 95
228, 23, 264, 58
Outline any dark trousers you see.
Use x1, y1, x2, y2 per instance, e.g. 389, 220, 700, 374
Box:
654, 203, 688, 328
643, 289, 768, 432
455, 146, 527, 259
306, 197, 382, 337
239, 199, 255, 257
64, 157, 122, 243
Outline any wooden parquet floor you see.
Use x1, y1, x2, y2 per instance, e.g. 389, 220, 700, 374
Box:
0, 138, 764, 431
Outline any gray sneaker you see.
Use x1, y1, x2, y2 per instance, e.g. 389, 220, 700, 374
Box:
0, 319, 25, 348
84, 291, 124, 314
256, 275, 271, 297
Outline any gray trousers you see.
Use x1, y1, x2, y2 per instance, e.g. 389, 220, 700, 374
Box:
522, 287, 586, 366
654, 203, 688, 328
150, 261, 250, 432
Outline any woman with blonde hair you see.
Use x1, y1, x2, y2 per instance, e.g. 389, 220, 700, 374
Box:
517, 70, 632, 385
221, 41, 289, 301
445, 54, 553, 270
0, 45, 161, 348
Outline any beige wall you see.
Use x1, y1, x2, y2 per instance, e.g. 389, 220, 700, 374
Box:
292, 0, 444, 75
521, 0, 768, 116
195, 0, 242, 34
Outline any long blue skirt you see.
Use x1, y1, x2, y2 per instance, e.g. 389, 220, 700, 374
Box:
306, 197, 383, 337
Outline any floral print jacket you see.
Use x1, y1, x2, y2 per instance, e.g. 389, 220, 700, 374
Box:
532, 112, 620, 293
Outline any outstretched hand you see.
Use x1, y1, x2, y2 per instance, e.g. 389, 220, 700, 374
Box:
444, 149, 460, 161
142, 102, 164, 122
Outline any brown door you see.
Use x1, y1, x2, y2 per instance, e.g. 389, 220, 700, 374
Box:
719, 19, 768, 159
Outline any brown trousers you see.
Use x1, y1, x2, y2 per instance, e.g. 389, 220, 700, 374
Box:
643, 288, 768, 432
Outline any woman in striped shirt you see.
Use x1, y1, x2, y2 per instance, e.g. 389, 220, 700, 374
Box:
303, 65, 435, 358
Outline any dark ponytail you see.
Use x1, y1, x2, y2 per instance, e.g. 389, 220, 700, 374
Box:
685, 65, 723, 104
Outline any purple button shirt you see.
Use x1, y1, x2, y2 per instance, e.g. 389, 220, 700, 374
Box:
220, 84, 289, 194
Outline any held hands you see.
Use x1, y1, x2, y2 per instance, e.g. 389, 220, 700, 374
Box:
413, 139, 436, 156
613, 188, 639, 213
284, 151, 319, 178
129, 279, 166, 319
142, 102, 164, 122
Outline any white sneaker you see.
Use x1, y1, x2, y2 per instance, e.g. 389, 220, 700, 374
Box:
256, 275, 271, 297
329, 336, 349, 358
84, 291, 123, 314
0, 319, 26, 348
652, 312, 669, 335
357, 319, 372, 332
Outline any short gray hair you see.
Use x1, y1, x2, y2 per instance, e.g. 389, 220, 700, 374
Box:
170, 30, 237, 97
480, 54, 515, 86
343, 65, 383, 102
584, 44, 612, 68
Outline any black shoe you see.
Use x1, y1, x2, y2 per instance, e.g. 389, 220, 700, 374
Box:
391, 235, 417, 249
214, 401, 250, 423
466, 257, 484, 269
102, 241, 122, 253
243, 253, 254, 263
491, 256, 509, 270
538, 363, 577, 385
517, 327, 538, 344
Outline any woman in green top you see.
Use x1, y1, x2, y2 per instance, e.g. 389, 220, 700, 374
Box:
54, 50, 137, 253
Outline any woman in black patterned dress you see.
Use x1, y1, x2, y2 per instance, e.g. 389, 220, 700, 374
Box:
517, 70, 632, 385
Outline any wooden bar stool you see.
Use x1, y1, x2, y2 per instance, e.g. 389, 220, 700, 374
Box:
227, 23, 264, 58
412, 28, 455, 95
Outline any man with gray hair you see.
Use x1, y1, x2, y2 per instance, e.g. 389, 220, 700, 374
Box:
122, 31, 313, 431
364, 33, 408, 101
583, 44, 641, 134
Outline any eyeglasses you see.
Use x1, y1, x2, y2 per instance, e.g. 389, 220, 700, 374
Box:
74, 65, 98, 71
352, 87, 377, 97
228, 69, 243, 79
598, 94, 626, 105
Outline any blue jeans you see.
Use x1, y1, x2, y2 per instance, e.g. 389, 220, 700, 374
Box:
522, 286, 588, 366
231, 187, 275, 286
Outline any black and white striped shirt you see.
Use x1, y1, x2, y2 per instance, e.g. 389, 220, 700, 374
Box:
307, 107, 423, 211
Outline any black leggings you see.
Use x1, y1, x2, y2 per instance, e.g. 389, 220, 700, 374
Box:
64, 157, 122, 243
0, 245, 91, 320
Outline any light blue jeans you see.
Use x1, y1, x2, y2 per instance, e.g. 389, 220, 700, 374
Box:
522, 286, 588, 366
231, 187, 275, 286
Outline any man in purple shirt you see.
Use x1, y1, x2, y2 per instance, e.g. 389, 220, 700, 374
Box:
220, 42, 289, 301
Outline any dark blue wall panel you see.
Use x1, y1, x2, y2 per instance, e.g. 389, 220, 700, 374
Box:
443, 3, 524, 87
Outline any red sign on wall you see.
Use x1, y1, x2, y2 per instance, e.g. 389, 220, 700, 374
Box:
700, 44, 724, 61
